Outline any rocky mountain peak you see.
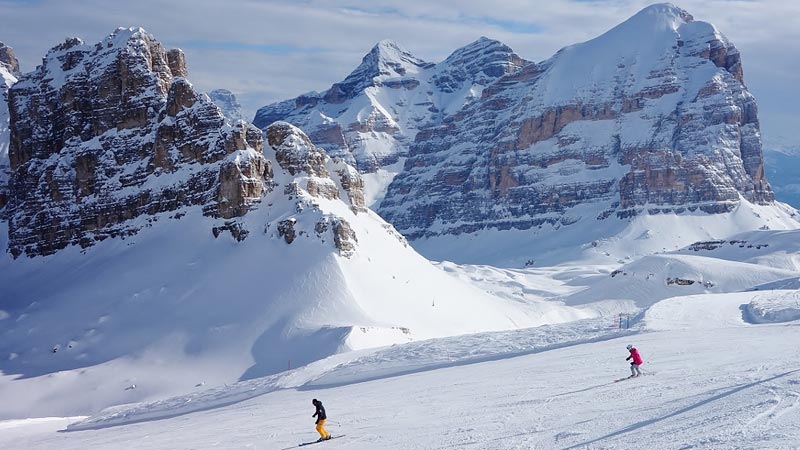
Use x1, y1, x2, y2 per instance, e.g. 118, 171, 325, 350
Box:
442, 36, 519, 66
0, 42, 20, 77
267, 121, 366, 213
0, 42, 19, 210
268, 121, 328, 177
363, 39, 432, 78
435, 36, 530, 92
209, 88, 245, 122
622, 3, 694, 30
4, 28, 270, 257
321, 40, 432, 104
254, 37, 528, 178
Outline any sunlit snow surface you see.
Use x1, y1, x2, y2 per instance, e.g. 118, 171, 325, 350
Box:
2, 290, 800, 449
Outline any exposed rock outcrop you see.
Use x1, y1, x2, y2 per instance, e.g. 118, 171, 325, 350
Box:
0, 41, 20, 210
5, 28, 271, 257
265, 121, 368, 255
268, 121, 367, 213
0, 42, 20, 76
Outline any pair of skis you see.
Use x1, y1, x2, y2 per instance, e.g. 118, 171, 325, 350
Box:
286, 435, 344, 448
614, 372, 654, 382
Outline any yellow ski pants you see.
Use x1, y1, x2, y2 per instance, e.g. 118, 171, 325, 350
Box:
316, 419, 330, 438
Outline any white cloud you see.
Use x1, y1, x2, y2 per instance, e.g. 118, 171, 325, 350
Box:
1, 0, 797, 146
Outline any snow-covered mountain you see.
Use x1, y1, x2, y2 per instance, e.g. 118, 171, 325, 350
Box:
208, 88, 245, 122
0, 41, 19, 210
375, 4, 799, 265
0, 29, 569, 417
253, 37, 528, 206
253, 5, 797, 267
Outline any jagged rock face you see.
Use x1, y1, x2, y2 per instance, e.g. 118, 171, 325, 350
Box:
265, 121, 367, 256
254, 37, 529, 173
0, 42, 20, 76
0, 42, 20, 210
268, 121, 367, 214
268, 121, 329, 178
380, 4, 775, 240
209, 88, 245, 122
5, 28, 271, 257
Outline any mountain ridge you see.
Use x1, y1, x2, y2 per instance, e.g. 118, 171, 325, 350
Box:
253, 36, 529, 179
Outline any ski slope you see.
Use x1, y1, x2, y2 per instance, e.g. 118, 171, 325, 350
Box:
2, 288, 800, 449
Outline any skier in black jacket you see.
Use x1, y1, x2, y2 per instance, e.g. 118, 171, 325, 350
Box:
312, 399, 331, 442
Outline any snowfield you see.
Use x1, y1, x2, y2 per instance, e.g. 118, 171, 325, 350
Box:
2, 228, 800, 449
2, 288, 800, 449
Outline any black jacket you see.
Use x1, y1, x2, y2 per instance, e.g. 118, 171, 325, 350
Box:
313, 402, 327, 423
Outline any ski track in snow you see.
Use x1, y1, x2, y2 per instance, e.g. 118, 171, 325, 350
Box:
3, 231, 800, 448
59, 316, 635, 431
3, 290, 800, 449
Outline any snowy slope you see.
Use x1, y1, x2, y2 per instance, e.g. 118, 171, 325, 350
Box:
562, 228, 800, 310
412, 197, 799, 267
0, 122, 579, 419
3, 289, 799, 449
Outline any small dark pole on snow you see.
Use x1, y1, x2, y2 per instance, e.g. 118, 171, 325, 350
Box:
626, 315, 630, 329
288, 360, 291, 371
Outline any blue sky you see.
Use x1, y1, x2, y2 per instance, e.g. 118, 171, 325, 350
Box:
1, 0, 798, 148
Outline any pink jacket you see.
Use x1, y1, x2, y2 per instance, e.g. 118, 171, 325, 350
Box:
627, 348, 643, 365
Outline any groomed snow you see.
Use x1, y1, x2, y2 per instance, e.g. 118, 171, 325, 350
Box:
2, 287, 799, 449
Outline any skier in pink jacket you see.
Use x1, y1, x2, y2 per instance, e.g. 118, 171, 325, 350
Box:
626, 344, 643, 377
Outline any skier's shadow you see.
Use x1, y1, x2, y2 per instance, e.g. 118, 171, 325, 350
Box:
547, 382, 615, 399
563, 368, 800, 449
